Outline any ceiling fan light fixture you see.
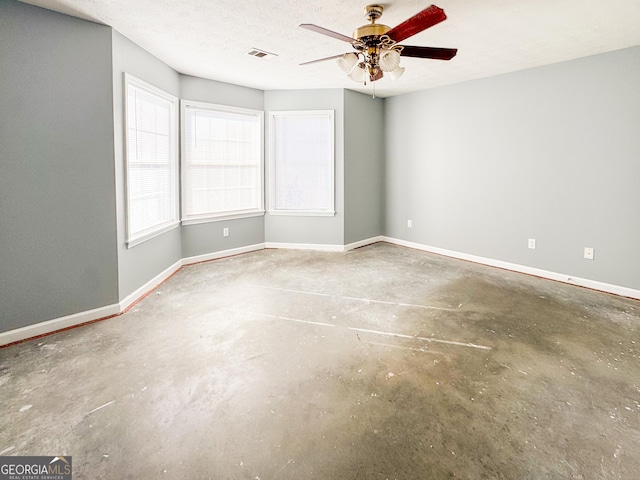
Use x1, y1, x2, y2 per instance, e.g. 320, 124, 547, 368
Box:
337, 52, 359, 73
347, 63, 367, 83
379, 49, 401, 72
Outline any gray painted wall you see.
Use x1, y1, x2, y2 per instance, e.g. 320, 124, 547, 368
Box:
111, 31, 182, 299
0, 0, 118, 332
180, 74, 263, 109
344, 90, 385, 244
179, 75, 265, 258
385, 46, 640, 290
264, 89, 345, 246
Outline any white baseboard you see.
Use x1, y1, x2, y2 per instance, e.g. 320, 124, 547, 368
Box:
1, 244, 265, 346
265, 237, 383, 253
344, 236, 384, 252
182, 243, 266, 266
1, 241, 335, 346
381, 236, 640, 300
265, 242, 345, 252
5, 236, 637, 347
118, 259, 183, 313
0, 257, 187, 345
0, 303, 121, 347
118, 243, 268, 313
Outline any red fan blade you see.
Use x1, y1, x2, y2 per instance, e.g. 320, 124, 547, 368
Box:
300, 24, 354, 43
300, 54, 346, 66
386, 5, 447, 43
400, 45, 457, 61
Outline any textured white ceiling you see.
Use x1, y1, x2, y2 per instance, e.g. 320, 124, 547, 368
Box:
19, 0, 640, 98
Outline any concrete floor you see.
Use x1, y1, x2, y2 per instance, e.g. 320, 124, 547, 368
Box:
1, 243, 639, 479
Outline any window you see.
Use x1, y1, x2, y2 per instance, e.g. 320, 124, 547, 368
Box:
269, 110, 335, 216
124, 74, 178, 246
181, 101, 263, 223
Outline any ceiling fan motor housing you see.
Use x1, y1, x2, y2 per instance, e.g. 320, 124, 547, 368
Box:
354, 4, 390, 41
353, 23, 390, 41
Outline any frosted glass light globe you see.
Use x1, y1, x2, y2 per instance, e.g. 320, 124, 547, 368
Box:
347, 63, 366, 83
379, 49, 401, 72
337, 53, 358, 73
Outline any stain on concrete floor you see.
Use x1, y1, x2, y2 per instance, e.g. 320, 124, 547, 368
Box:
1, 243, 639, 479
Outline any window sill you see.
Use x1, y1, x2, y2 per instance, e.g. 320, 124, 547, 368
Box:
181, 210, 265, 226
268, 210, 336, 217
127, 221, 180, 249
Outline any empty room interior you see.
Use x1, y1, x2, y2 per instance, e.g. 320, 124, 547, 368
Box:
1, 0, 640, 478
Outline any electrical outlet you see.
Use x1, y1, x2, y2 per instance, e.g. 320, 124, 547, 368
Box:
584, 247, 594, 260
407, 220, 412, 228
223, 228, 229, 237
528, 239, 536, 250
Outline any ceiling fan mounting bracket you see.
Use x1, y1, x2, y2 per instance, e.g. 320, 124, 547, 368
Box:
364, 4, 384, 23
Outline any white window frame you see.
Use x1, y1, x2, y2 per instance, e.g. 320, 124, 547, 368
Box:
180, 100, 265, 225
123, 73, 179, 247
268, 110, 335, 216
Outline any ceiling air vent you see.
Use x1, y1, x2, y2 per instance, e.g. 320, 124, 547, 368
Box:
245, 48, 278, 60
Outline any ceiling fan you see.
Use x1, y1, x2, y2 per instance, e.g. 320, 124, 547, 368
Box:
300, 4, 457, 84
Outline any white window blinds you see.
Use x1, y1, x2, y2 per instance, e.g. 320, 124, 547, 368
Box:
270, 111, 334, 215
124, 75, 178, 246
182, 102, 263, 222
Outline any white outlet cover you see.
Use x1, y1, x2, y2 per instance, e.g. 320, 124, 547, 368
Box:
528, 239, 536, 249
584, 247, 594, 260
407, 220, 412, 228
